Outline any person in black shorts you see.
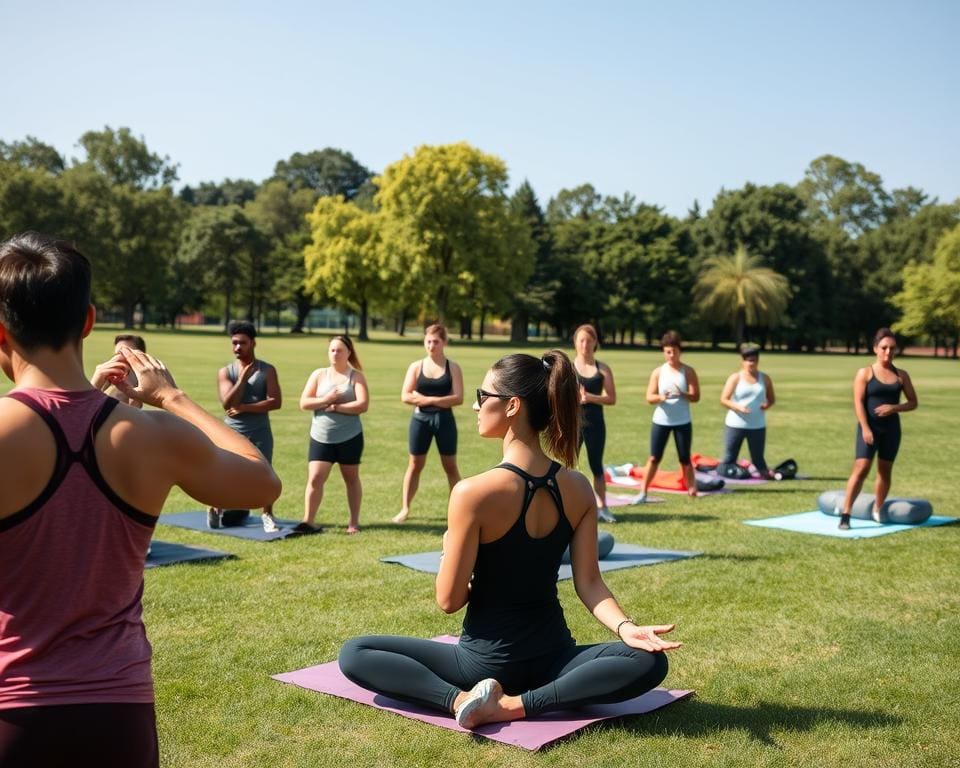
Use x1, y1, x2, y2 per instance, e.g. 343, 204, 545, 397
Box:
394, 324, 464, 524
572, 324, 617, 522
838, 328, 918, 529
339, 350, 678, 729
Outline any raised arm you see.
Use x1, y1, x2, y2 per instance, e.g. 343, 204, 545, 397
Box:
113, 347, 281, 511
218, 362, 254, 410
227, 365, 282, 417
435, 479, 480, 613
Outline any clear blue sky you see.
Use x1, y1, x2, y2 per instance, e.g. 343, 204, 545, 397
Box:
3, 0, 957, 216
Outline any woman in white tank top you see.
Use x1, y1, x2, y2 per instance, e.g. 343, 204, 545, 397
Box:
635, 331, 700, 502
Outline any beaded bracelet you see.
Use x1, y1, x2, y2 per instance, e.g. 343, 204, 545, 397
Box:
615, 619, 635, 639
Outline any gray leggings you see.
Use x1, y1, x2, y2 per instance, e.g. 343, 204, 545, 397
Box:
722, 426, 767, 474
339, 635, 668, 717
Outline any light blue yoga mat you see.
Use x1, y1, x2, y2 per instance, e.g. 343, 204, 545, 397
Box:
744, 510, 958, 539
145, 540, 232, 568
158, 510, 300, 541
381, 544, 700, 580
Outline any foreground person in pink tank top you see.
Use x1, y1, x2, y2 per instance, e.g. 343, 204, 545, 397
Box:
0, 232, 282, 768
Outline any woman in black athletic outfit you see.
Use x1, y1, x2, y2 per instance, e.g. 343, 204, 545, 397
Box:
395, 324, 464, 524
340, 350, 678, 729
838, 328, 918, 529
573, 324, 617, 523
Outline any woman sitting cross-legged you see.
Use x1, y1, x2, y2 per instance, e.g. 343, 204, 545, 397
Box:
338, 350, 680, 729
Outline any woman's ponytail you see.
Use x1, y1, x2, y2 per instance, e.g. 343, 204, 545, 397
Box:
541, 350, 580, 467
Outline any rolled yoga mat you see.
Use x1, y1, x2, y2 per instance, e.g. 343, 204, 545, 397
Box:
817, 490, 933, 524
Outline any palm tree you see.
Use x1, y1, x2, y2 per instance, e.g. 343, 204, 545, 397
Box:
694, 245, 791, 346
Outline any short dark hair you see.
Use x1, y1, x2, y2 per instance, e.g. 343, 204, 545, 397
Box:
114, 334, 146, 352
0, 232, 91, 351
228, 321, 256, 340
660, 330, 683, 349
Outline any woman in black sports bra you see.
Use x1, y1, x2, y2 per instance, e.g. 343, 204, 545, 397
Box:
395, 324, 464, 524
340, 350, 678, 729
838, 328, 918, 529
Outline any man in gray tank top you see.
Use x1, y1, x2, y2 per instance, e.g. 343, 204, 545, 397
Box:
214, 321, 282, 531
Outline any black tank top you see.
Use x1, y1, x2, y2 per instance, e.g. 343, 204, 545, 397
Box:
416, 359, 452, 413
865, 365, 902, 426
459, 461, 576, 662
577, 365, 604, 417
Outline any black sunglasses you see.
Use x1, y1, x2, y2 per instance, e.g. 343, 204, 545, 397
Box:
476, 388, 513, 406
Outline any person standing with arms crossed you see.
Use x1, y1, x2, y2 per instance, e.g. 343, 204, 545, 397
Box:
0, 232, 280, 767
214, 321, 282, 532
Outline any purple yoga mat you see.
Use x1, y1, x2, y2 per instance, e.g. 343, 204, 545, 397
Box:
606, 493, 664, 507
272, 635, 693, 750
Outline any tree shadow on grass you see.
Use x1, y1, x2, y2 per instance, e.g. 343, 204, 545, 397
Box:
610, 697, 902, 748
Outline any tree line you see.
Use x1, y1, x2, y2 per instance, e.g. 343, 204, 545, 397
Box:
1, 128, 958, 354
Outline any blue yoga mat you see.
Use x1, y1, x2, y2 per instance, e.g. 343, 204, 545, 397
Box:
157, 510, 300, 541
145, 540, 232, 568
381, 544, 700, 580
744, 510, 958, 539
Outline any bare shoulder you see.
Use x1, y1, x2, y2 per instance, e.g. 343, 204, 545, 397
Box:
0, 397, 47, 449
556, 466, 594, 499
352, 368, 369, 384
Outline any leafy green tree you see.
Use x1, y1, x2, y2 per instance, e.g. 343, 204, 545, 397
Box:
797, 154, 890, 236
694, 245, 791, 346
272, 149, 372, 199
75, 126, 178, 189
304, 196, 385, 340
893, 224, 960, 357
180, 178, 259, 206
245, 180, 318, 331
177, 205, 266, 330
0, 162, 68, 238
0, 136, 65, 175
508, 181, 557, 341
375, 142, 531, 323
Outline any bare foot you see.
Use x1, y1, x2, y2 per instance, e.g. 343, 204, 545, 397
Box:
392, 510, 409, 524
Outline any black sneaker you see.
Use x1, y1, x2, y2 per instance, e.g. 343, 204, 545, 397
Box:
838, 514, 851, 530
207, 508, 222, 529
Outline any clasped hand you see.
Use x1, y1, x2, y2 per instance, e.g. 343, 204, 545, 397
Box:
102, 347, 180, 408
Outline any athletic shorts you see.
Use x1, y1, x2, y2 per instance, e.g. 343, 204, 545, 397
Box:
855, 419, 901, 462
308, 432, 364, 465
0, 702, 158, 768
649, 422, 692, 464
408, 409, 458, 456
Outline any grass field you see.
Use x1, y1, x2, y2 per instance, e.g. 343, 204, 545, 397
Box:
23, 329, 960, 766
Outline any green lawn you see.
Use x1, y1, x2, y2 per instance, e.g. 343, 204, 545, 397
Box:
34, 331, 960, 765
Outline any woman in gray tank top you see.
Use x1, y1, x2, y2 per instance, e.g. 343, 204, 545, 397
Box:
297, 336, 369, 534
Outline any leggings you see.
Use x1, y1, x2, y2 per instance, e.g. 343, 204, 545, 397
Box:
649, 422, 692, 464
578, 407, 606, 478
722, 426, 768, 474
339, 635, 667, 717
0, 702, 158, 768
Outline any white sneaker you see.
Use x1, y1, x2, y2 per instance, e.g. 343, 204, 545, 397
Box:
630, 493, 647, 506
261, 513, 279, 533
597, 506, 617, 523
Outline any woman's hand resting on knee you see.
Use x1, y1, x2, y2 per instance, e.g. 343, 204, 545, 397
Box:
620, 623, 682, 652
